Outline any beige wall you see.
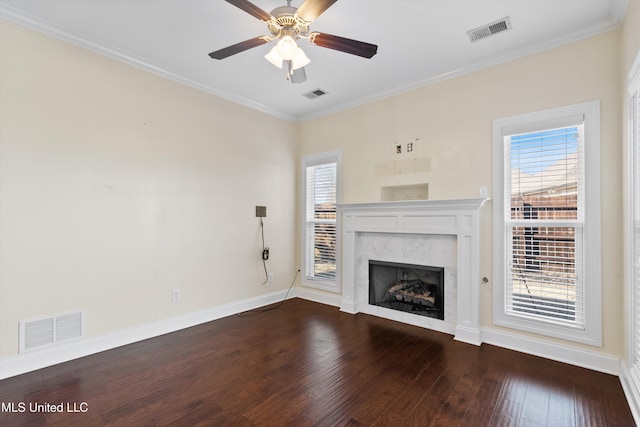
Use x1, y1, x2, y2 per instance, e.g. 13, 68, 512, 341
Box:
299, 30, 623, 357
1, 7, 635, 364
0, 20, 297, 358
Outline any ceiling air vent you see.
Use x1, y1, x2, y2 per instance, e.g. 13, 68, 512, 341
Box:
467, 17, 512, 42
303, 88, 328, 100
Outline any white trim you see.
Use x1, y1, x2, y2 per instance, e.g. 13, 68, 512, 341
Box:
301, 284, 624, 377
0, 5, 296, 123
629, 48, 640, 95
0, 4, 624, 124
293, 287, 342, 308
482, 327, 620, 375
0, 289, 291, 380
610, 0, 630, 25
501, 113, 584, 137
625, 50, 640, 424
493, 100, 602, 346
620, 362, 640, 426
338, 198, 487, 345
300, 150, 342, 293
298, 16, 624, 122
627, 70, 639, 366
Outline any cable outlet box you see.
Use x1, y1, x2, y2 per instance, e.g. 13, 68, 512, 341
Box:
256, 206, 267, 217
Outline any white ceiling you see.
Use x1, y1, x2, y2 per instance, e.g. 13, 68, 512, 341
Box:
0, 0, 628, 121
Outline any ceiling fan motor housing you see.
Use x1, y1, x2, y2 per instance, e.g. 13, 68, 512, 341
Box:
268, 6, 310, 38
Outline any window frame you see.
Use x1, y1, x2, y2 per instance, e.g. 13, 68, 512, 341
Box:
492, 101, 602, 346
627, 52, 640, 378
301, 151, 341, 293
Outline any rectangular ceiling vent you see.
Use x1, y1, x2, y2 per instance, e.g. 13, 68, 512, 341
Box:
19, 311, 84, 353
303, 88, 328, 100
467, 16, 512, 42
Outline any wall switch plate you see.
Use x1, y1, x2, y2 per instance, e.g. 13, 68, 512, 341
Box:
268, 273, 273, 283
256, 206, 266, 217
479, 186, 488, 198
172, 289, 181, 302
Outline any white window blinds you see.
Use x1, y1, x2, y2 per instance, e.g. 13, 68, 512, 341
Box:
305, 161, 337, 282
504, 120, 585, 327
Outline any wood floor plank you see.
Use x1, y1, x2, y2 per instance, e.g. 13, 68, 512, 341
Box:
428, 371, 486, 427
464, 381, 502, 425
520, 383, 550, 425
0, 299, 634, 426
489, 398, 523, 427
546, 390, 576, 427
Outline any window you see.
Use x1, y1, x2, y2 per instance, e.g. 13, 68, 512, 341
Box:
302, 151, 340, 292
493, 101, 601, 345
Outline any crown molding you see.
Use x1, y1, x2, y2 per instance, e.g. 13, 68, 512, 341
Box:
0, 4, 298, 122
298, 14, 625, 122
1, 2, 627, 124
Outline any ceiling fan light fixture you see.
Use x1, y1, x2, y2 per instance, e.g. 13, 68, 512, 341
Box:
291, 47, 310, 70
276, 35, 299, 60
265, 43, 310, 71
265, 45, 284, 68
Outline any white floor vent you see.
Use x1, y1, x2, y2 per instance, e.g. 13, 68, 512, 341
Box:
19, 311, 84, 353
467, 16, 512, 42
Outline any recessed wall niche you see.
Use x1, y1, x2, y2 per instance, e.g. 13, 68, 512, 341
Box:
380, 183, 428, 201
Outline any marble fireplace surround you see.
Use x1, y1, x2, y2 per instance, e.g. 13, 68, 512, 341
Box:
338, 199, 487, 345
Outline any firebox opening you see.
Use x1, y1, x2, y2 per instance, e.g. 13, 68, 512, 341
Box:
369, 260, 445, 320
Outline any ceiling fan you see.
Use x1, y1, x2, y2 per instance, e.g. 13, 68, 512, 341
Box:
208, 0, 378, 83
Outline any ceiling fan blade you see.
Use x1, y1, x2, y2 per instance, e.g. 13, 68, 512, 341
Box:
309, 32, 378, 58
225, 0, 272, 22
296, 0, 337, 22
209, 37, 270, 59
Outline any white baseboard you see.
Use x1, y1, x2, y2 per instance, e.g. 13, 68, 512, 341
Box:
454, 325, 482, 346
482, 327, 621, 375
294, 287, 342, 307
295, 295, 622, 376
0, 289, 290, 380
619, 362, 640, 426
0, 295, 625, 383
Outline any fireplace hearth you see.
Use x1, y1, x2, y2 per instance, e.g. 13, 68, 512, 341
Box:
369, 260, 444, 320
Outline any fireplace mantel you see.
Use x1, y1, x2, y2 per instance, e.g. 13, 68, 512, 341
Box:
338, 198, 487, 345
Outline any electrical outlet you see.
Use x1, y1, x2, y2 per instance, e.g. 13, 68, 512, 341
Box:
172, 289, 181, 302
268, 273, 274, 283
479, 186, 488, 198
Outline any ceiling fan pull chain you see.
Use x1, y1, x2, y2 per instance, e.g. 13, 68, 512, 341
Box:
285, 60, 293, 80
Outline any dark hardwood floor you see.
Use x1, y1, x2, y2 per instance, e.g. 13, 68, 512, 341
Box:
0, 299, 634, 426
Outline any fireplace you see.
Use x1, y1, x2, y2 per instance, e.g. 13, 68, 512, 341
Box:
338, 199, 487, 345
369, 260, 444, 320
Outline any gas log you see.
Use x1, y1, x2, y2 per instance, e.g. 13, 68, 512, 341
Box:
384, 279, 436, 307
